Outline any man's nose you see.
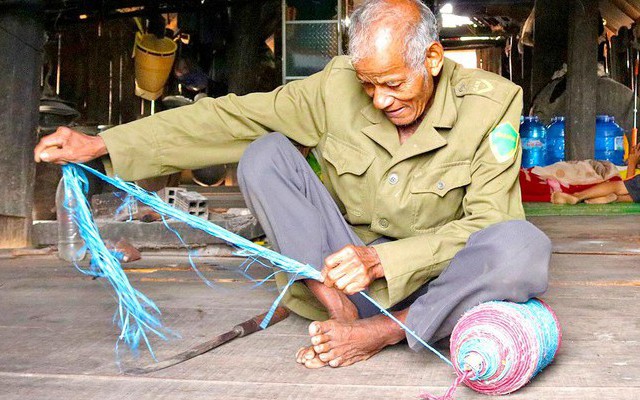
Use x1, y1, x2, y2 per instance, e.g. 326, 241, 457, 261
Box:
372, 88, 394, 110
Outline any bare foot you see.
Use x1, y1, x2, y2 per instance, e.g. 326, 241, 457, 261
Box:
296, 280, 360, 368
551, 191, 579, 204
308, 313, 406, 368
584, 193, 618, 204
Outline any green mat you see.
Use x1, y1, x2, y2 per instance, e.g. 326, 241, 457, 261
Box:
524, 202, 640, 216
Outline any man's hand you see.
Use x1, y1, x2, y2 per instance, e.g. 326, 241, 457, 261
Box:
322, 245, 384, 295
34, 127, 108, 165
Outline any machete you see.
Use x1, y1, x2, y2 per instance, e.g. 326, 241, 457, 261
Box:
125, 306, 290, 375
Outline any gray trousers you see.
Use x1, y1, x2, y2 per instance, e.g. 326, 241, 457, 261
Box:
237, 133, 552, 350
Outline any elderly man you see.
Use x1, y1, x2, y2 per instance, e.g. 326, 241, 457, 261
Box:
35, 0, 551, 369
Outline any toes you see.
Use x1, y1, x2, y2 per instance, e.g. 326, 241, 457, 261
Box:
295, 344, 328, 369
318, 349, 338, 363
308, 320, 333, 336
303, 356, 327, 369
308, 321, 322, 336
328, 357, 343, 368
295, 347, 309, 364
295, 346, 316, 364
313, 343, 331, 354
311, 333, 330, 346
303, 347, 316, 360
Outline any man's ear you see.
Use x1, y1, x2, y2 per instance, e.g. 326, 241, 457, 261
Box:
424, 42, 445, 76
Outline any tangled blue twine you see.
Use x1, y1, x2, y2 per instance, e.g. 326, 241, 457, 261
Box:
62, 163, 323, 355
62, 163, 487, 369
61, 166, 174, 358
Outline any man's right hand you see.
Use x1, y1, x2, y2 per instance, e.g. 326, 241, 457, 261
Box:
34, 127, 108, 165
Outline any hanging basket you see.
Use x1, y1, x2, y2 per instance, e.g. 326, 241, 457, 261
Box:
134, 33, 177, 101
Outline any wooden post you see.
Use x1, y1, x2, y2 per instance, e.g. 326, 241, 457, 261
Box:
531, 0, 568, 104
566, 0, 599, 161
228, 3, 265, 96
227, 1, 280, 95
224, 1, 279, 185
0, 4, 45, 248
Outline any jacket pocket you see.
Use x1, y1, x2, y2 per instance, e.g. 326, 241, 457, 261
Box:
411, 162, 471, 196
410, 162, 471, 231
322, 134, 375, 221
322, 134, 375, 176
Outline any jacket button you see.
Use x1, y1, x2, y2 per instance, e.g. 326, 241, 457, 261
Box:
388, 173, 399, 185
379, 218, 389, 228
436, 180, 445, 190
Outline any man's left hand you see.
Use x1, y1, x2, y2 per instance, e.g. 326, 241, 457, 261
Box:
322, 245, 384, 295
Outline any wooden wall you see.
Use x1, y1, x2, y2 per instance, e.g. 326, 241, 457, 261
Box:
34, 19, 155, 222
53, 19, 145, 127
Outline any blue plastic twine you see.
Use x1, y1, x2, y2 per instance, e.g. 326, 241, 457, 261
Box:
61, 165, 174, 358
62, 163, 325, 353
61, 163, 452, 366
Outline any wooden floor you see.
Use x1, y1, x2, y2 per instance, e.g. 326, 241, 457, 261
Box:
1, 216, 639, 399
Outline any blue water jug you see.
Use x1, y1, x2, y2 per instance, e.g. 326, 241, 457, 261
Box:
520, 116, 547, 168
545, 116, 565, 165
595, 115, 624, 165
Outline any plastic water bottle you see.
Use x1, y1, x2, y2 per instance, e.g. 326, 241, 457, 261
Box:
520, 116, 547, 168
56, 179, 87, 262
545, 116, 565, 165
595, 115, 625, 165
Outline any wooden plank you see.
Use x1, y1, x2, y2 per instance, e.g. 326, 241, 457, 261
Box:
58, 19, 140, 126
566, 0, 599, 160
550, 253, 640, 275
2, 220, 640, 400
610, 0, 640, 21
529, 216, 639, 236
2, 372, 640, 399
529, 215, 640, 255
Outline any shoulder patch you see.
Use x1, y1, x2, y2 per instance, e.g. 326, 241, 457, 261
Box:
455, 79, 494, 96
454, 73, 516, 104
489, 122, 519, 163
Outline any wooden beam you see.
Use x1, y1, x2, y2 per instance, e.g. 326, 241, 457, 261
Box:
0, 5, 45, 248
610, 0, 640, 21
566, 0, 599, 161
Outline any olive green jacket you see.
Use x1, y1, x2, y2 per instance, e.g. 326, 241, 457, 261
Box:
101, 56, 525, 321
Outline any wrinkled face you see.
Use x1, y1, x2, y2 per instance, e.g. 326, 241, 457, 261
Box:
355, 58, 432, 127
353, 27, 441, 127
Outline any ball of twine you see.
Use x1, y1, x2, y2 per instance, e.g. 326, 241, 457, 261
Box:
449, 298, 561, 395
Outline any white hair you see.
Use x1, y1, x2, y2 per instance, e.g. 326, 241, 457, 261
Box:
348, 0, 439, 71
